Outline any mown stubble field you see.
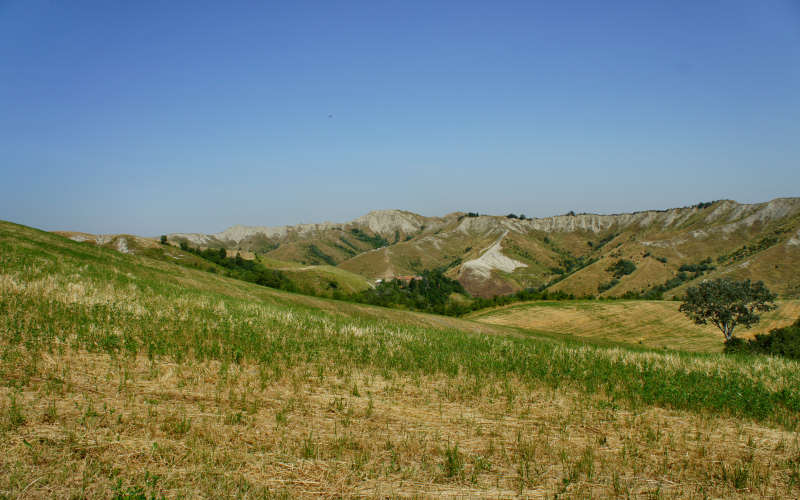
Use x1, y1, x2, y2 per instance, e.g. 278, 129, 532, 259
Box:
2, 221, 800, 498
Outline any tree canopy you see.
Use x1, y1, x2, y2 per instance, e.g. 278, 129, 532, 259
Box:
679, 278, 776, 341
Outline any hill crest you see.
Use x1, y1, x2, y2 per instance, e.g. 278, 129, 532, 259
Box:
68, 197, 800, 299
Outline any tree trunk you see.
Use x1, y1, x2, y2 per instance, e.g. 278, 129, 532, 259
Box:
723, 322, 735, 341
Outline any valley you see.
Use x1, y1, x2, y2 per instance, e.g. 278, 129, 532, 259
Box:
2, 219, 800, 497
5, 198, 800, 497
6, 4, 798, 497
163, 198, 800, 301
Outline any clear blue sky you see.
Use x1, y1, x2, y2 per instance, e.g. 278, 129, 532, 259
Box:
2, 1, 799, 235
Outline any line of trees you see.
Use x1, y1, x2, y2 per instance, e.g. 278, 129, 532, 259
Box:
352, 268, 466, 315
177, 242, 296, 292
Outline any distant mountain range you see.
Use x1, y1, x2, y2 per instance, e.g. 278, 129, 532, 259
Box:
62, 197, 800, 299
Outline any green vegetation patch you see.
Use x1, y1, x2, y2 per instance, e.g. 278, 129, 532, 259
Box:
718, 235, 781, 264
725, 318, 800, 360
306, 244, 337, 266
597, 279, 620, 293
349, 228, 389, 248
2, 220, 800, 431
607, 259, 636, 279
178, 243, 296, 291
354, 268, 467, 315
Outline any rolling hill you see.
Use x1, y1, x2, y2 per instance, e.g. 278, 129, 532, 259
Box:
55, 231, 373, 298
163, 197, 800, 299
3, 218, 800, 497
468, 299, 800, 353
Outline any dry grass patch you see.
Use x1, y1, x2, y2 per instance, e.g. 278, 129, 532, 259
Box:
2, 349, 800, 498
470, 300, 800, 352
4, 219, 800, 498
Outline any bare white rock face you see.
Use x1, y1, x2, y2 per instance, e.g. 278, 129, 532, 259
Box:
459, 231, 527, 279
787, 229, 800, 247
115, 237, 131, 254
168, 233, 214, 245
215, 222, 341, 243
455, 216, 525, 236
352, 210, 428, 236
215, 224, 289, 242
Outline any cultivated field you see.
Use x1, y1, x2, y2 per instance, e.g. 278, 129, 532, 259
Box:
469, 300, 800, 353
2, 220, 800, 498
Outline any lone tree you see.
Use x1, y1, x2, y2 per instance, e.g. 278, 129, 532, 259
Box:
679, 278, 776, 342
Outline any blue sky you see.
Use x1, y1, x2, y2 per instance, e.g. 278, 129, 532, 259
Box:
1, 1, 799, 235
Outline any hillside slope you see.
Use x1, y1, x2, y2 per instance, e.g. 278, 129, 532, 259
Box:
0, 222, 800, 498
469, 299, 800, 353
168, 210, 459, 266
4, 219, 800, 497
343, 198, 800, 298
56, 231, 373, 298
162, 197, 800, 299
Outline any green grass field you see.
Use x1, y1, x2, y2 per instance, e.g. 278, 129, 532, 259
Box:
232, 253, 373, 297
2, 220, 800, 497
468, 299, 800, 353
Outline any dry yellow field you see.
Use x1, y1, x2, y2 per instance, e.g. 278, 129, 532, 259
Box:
469, 300, 800, 352
4, 221, 800, 498
4, 350, 800, 498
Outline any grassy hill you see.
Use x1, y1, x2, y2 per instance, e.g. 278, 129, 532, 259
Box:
469, 300, 800, 353
3, 219, 800, 497
57, 232, 373, 299
234, 254, 373, 297
278, 264, 372, 296
348, 198, 800, 300
161, 198, 800, 300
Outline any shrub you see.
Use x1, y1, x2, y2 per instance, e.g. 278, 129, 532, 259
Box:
607, 259, 636, 278
349, 228, 389, 248
679, 258, 714, 273
598, 279, 620, 293
724, 318, 800, 360
442, 443, 464, 478
307, 244, 336, 266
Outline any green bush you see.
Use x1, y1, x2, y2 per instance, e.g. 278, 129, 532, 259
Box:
349, 228, 389, 248
679, 258, 714, 273
607, 259, 636, 279
724, 318, 800, 360
178, 243, 296, 293
307, 244, 336, 265
598, 279, 619, 293
353, 268, 466, 315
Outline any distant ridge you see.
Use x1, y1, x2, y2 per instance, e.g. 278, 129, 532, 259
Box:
68, 197, 800, 299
